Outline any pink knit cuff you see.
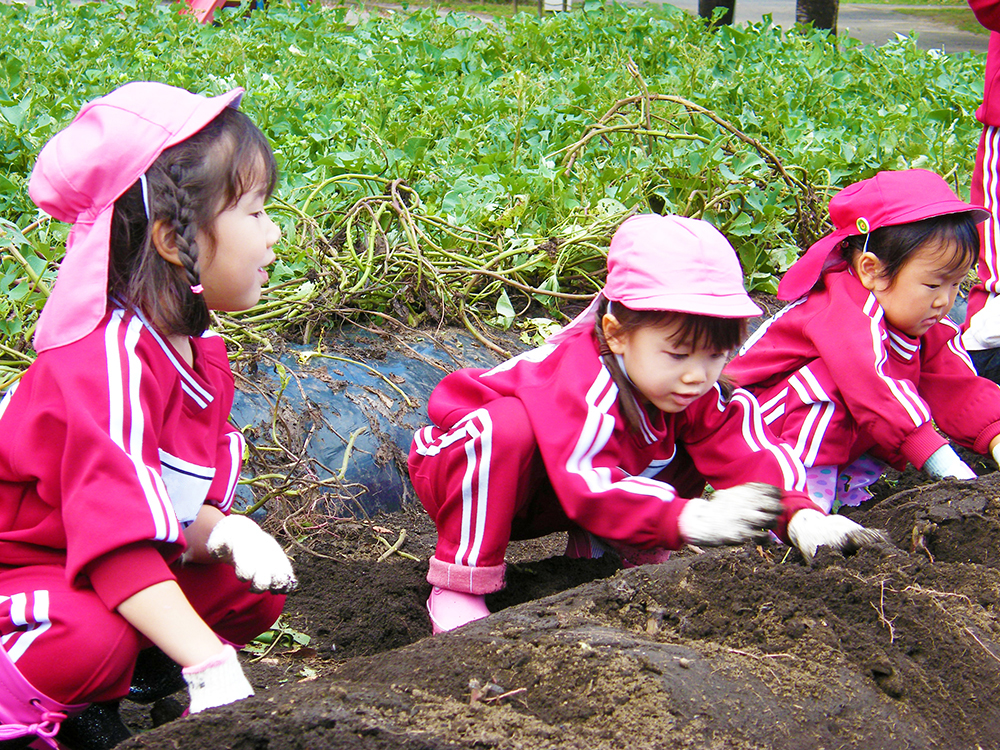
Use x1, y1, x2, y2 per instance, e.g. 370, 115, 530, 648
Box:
182, 645, 234, 675
427, 556, 505, 595
974, 419, 1000, 455
901, 422, 950, 470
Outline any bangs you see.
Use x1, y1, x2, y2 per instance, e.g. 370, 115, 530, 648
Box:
662, 311, 747, 352
608, 301, 747, 352
851, 211, 982, 284
208, 108, 279, 211
928, 216, 979, 276
231, 135, 278, 201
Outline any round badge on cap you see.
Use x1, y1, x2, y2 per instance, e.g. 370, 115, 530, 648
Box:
856, 217, 870, 234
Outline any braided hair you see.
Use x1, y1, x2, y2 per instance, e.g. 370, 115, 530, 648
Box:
109, 106, 278, 337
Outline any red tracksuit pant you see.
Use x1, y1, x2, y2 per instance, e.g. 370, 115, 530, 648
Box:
0, 560, 284, 705
966, 124, 1000, 326
408, 396, 703, 595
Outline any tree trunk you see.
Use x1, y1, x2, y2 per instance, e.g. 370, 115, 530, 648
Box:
698, 0, 735, 27
796, 0, 838, 33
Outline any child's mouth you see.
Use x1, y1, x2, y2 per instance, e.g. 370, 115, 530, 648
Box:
671, 392, 700, 407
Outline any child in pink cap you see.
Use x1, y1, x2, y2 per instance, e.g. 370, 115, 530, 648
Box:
727, 169, 1000, 513
408, 214, 884, 634
0, 82, 296, 748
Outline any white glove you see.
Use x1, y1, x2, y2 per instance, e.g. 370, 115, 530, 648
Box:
923, 445, 976, 480
207, 514, 298, 593
992, 442, 1000, 470
182, 644, 253, 713
787, 508, 888, 564
678, 482, 784, 546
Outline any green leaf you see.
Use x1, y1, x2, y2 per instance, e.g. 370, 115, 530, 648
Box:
0, 94, 31, 128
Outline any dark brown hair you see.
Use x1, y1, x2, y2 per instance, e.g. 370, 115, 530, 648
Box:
109, 106, 278, 337
591, 294, 747, 434
839, 212, 979, 286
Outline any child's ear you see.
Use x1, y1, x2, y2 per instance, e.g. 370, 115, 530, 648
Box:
151, 219, 184, 268
602, 313, 627, 355
854, 251, 885, 291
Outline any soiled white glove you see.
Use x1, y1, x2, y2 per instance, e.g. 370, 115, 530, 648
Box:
207, 514, 298, 593
678, 482, 783, 546
788, 509, 888, 564
182, 644, 253, 713
923, 445, 976, 480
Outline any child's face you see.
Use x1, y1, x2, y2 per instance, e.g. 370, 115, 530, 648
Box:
858, 239, 970, 338
604, 316, 729, 413
197, 179, 281, 313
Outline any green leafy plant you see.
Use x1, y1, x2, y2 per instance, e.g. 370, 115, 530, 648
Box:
246, 615, 312, 656
0, 0, 987, 371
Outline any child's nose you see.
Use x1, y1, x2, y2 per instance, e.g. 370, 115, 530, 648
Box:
266, 215, 281, 245
682, 363, 707, 383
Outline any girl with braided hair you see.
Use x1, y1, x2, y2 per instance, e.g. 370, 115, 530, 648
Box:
0, 82, 296, 749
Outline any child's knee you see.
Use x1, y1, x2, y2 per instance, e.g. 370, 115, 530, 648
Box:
175, 561, 284, 647
416, 399, 537, 476
14, 612, 140, 705
213, 589, 284, 647
481, 398, 535, 455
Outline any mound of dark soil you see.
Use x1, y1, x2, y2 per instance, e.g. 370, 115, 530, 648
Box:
116, 473, 1000, 750
844, 473, 1000, 568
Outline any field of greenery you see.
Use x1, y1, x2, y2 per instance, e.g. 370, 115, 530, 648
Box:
0, 0, 989, 388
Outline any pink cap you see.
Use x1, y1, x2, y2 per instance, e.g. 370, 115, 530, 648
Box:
604, 214, 761, 317
549, 214, 759, 344
778, 169, 991, 301
28, 81, 244, 352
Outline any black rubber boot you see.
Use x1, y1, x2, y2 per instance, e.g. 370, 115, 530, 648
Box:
127, 647, 185, 705
55, 701, 131, 750
150, 696, 185, 727
0, 738, 34, 749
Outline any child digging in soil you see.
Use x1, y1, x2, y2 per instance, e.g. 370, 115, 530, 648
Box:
0, 82, 297, 749
408, 214, 884, 633
727, 169, 1000, 514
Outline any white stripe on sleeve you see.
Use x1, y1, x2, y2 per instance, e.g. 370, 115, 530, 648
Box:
862, 294, 930, 425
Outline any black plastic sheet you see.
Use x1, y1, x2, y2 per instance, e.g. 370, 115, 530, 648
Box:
231, 327, 511, 516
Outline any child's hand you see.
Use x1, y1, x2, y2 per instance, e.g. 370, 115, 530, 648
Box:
787, 509, 888, 564
182, 644, 254, 713
678, 482, 783, 546
923, 445, 977, 480
206, 514, 298, 593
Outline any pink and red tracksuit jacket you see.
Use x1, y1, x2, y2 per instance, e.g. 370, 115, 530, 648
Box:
0, 305, 281, 706
727, 265, 1000, 471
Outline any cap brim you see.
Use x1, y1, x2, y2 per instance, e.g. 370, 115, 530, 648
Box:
888, 198, 991, 227
625, 292, 762, 318
164, 88, 243, 151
